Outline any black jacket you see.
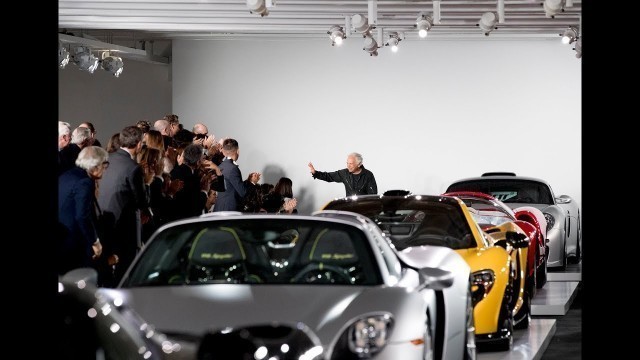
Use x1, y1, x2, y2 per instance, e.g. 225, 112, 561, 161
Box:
312, 165, 378, 196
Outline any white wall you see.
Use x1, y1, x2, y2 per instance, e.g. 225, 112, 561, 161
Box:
59, 59, 173, 146
174, 38, 581, 215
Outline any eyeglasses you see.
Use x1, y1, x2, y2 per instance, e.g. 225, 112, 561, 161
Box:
102, 161, 110, 169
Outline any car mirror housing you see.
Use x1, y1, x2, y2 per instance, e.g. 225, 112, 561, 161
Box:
506, 231, 529, 249
418, 267, 454, 291
556, 196, 572, 204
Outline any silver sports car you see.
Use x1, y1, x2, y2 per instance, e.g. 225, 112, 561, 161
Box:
103, 211, 475, 360
446, 172, 581, 268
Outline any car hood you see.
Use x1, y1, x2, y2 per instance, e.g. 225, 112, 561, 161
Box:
504, 202, 550, 212
103, 284, 423, 344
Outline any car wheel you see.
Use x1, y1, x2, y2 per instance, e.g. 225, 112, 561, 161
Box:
514, 286, 531, 330
464, 287, 477, 360
536, 250, 548, 289
424, 313, 435, 360
494, 293, 514, 351
568, 214, 581, 264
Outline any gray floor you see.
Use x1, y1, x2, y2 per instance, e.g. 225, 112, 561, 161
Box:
539, 277, 582, 360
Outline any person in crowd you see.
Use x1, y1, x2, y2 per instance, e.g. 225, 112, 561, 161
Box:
137, 146, 165, 242
261, 183, 274, 196
136, 120, 152, 134
79, 122, 102, 147
106, 132, 121, 153
97, 126, 150, 287
154, 119, 175, 149
59, 121, 72, 172
60, 127, 92, 175
205, 190, 218, 213
164, 114, 180, 136
58, 146, 108, 275
214, 138, 261, 212
145, 129, 165, 153
308, 152, 378, 196
263, 177, 298, 214
170, 144, 211, 219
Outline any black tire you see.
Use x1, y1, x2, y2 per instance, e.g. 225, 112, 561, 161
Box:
568, 214, 582, 264
494, 296, 514, 351
424, 313, 435, 360
536, 251, 548, 289
514, 287, 531, 330
463, 288, 477, 360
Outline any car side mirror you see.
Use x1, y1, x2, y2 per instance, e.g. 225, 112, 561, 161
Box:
556, 196, 572, 204
417, 267, 453, 291
506, 231, 529, 249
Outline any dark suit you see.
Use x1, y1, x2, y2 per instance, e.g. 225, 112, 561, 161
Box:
58, 167, 98, 275
214, 158, 248, 212
59, 143, 81, 175
170, 164, 207, 220
97, 149, 149, 285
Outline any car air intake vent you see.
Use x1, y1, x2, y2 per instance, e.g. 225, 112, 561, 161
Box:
481, 172, 516, 177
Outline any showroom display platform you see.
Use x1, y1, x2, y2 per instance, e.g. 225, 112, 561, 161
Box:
530, 281, 580, 316
478, 319, 557, 360
547, 262, 581, 282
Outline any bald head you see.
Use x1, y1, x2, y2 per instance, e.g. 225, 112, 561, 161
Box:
154, 119, 171, 136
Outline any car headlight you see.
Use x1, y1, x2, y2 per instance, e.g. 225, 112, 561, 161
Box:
471, 270, 495, 307
543, 213, 555, 233
347, 315, 394, 358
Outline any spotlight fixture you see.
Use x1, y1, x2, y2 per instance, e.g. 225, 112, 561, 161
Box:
328, 25, 346, 46
72, 46, 99, 73
543, 0, 565, 18
363, 33, 379, 56
560, 26, 578, 45
351, 14, 372, 33
58, 41, 70, 69
573, 37, 582, 58
386, 32, 402, 53
416, 14, 433, 38
102, 54, 124, 77
478, 12, 498, 36
246, 0, 269, 17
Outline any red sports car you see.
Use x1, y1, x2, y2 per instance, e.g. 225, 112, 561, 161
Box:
443, 191, 548, 293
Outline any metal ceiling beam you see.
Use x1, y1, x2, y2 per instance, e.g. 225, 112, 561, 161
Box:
59, 33, 169, 64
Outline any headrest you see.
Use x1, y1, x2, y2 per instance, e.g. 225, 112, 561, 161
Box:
308, 229, 358, 265
188, 227, 245, 267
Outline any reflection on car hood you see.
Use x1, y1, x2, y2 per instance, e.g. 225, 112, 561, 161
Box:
504, 202, 549, 211
106, 284, 418, 344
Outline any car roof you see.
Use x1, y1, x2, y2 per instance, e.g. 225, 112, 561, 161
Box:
449, 174, 551, 186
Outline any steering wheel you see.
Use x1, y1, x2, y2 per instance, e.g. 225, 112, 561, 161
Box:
422, 227, 449, 236
291, 263, 353, 284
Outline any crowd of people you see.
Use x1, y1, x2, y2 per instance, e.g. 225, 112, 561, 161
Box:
58, 115, 378, 287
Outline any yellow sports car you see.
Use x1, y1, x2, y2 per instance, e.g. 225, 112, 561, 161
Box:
321, 193, 530, 351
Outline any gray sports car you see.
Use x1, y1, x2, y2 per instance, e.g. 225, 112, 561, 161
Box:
103, 211, 475, 360
446, 172, 581, 268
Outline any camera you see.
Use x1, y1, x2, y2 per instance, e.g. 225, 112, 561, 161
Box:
194, 133, 207, 140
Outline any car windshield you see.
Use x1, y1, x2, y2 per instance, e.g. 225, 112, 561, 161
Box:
323, 198, 476, 251
447, 179, 554, 205
122, 219, 383, 287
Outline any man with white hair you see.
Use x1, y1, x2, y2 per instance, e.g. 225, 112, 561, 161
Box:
308, 152, 378, 196
60, 127, 93, 175
154, 119, 174, 149
59, 121, 71, 151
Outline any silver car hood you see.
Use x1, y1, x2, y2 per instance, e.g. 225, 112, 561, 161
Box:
104, 284, 424, 344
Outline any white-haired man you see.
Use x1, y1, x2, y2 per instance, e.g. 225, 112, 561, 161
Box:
308, 152, 378, 196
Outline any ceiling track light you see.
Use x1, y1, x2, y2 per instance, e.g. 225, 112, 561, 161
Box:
351, 14, 372, 33
386, 32, 403, 53
72, 46, 99, 73
246, 0, 271, 17
102, 52, 124, 77
416, 13, 433, 38
58, 41, 70, 69
543, 0, 565, 18
478, 12, 498, 36
573, 37, 582, 58
328, 25, 346, 46
363, 33, 379, 57
560, 26, 578, 45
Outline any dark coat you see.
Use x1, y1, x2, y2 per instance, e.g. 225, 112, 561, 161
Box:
214, 158, 248, 212
312, 165, 378, 196
58, 166, 98, 274
170, 164, 207, 219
